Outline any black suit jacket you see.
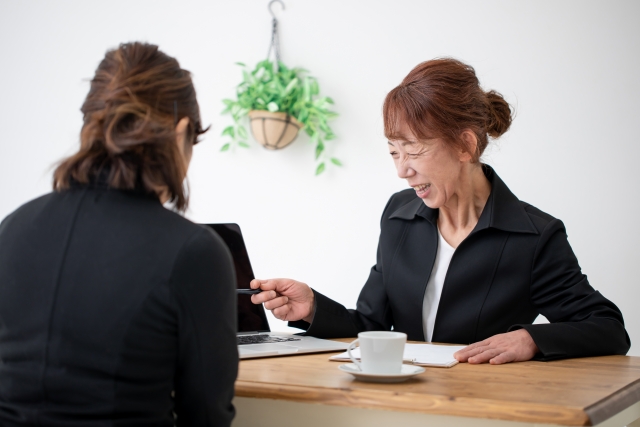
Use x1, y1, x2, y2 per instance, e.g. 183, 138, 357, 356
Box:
291, 166, 630, 360
0, 183, 238, 426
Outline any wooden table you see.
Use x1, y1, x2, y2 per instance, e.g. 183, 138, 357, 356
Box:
233, 340, 640, 427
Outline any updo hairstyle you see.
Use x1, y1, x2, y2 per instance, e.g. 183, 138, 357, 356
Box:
53, 42, 207, 211
383, 58, 512, 162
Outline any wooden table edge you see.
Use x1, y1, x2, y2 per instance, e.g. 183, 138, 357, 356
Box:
585, 378, 640, 425
235, 380, 591, 426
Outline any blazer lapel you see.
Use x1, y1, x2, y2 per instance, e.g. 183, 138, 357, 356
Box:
389, 203, 438, 341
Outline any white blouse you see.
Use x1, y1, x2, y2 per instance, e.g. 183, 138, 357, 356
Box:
422, 228, 456, 342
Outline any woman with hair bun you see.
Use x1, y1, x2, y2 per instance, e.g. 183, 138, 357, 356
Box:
251, 58, 630, 363
0, 42, 237, 426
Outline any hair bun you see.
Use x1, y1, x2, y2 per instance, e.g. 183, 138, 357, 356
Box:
485, 90, 512, 138
54, 42, 205, 212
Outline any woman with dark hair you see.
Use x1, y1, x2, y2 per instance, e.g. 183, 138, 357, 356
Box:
0, 42, 237, 426
250, 58, 630, 364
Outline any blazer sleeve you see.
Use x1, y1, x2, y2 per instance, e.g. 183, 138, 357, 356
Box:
169, 228, 238, 427
289, 201, 395, 338
509, 219, 630, 360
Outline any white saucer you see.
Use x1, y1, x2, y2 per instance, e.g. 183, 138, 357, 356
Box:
338, 363, 425, 383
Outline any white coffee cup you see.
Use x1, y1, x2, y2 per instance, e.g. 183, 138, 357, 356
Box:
347, 331, 407, 374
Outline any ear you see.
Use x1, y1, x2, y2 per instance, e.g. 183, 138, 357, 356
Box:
458, 130, 478, 163
175, 117, 190, 155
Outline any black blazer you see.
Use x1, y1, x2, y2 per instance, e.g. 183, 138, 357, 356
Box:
0, 183, 238, 427
291, 166, 630, 360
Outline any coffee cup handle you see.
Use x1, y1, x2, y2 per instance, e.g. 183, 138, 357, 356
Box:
347, 338, 362, 371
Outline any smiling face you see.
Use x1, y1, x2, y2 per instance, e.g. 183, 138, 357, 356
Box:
388, 122, 469, 210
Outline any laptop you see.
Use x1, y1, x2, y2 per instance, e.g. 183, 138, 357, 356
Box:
204, 223, 349, 359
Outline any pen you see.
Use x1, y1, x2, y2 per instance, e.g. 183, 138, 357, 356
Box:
236, 289, 262, 295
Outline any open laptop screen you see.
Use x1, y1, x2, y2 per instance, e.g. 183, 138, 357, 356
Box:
203, 224, 270, 333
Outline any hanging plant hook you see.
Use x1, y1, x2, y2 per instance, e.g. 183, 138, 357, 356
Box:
266, 0, 285, 69
268, 0, 285, 19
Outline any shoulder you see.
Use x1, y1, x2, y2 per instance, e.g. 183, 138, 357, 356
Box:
144, 211, 232, 270
0, 192, 58, 230
177, 225, 231, 260
520, 201, 566, 235
168, 225, 235, 298
168, 223, 233, 278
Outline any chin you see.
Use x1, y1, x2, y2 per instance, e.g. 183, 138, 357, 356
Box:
420, 198, 441, 209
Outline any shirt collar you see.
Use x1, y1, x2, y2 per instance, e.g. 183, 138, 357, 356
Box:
389, 164, 538, 235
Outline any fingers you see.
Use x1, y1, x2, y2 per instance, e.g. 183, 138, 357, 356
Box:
455, 330, 538, 365
248, 278, 314, 322
250, 279, 291, 305
249, 279, 263, 290
272, 304, 291, 320
468, 348, 502, 364
454, 341, 488, 361
250, 278, 278, 291
263, 296, 289, 311
251, 290, 278, 304
489, 352, 516, 365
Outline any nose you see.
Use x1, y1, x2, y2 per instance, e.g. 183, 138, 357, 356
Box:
396, 160, 415, 179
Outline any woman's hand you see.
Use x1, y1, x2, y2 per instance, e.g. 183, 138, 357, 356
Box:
453, 329, 539, 365
250, 278, 316, 323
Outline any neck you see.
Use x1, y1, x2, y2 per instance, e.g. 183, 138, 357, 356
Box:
438, 164, 491, 234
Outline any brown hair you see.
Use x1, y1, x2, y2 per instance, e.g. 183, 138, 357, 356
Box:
53, 42, 207, 211
383, 58, 512, 162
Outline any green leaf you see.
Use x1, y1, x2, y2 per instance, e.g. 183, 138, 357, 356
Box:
311, 79, 319, 95
267, 102, 279, 112
297, 109, 309, 125
315, 141, 325, 160
238, 141, 250, 148
238, 125, 248, 139
315, 162, 325, 175
235, 62, 246, 67
221, 126, 234, 137
303, 77, 311, 101
220, 143, 231, 152
284, 77, 299, 95
330, 157, 342, 166
319, 121, 331, 134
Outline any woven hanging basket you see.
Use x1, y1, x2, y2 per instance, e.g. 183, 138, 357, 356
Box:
248, 110, 303, 150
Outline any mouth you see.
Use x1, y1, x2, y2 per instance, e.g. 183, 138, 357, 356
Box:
412, 184, 431, 192
412, 183, 431, 198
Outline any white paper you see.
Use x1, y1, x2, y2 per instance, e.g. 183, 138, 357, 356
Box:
330, 343, 466, 368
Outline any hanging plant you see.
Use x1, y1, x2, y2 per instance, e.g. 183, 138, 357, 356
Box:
221, 60, 339, 174
220, 0, 341, 175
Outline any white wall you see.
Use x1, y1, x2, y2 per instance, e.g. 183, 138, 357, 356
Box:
1, 0, 638, 355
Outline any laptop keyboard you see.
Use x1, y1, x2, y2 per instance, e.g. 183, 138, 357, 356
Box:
237, 335, 302, 345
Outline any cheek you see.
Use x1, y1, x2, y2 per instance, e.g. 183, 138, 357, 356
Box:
391, 156, 402, 169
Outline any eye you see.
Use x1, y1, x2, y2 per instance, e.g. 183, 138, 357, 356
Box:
389, 151, 399, 157
406, 150, 425, 158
